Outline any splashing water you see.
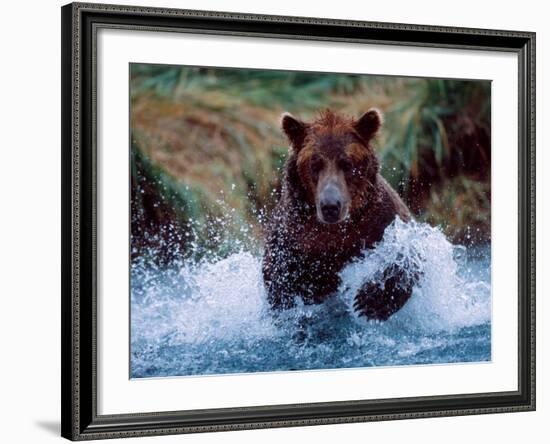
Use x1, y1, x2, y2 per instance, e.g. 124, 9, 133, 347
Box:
131, 219, 491, 378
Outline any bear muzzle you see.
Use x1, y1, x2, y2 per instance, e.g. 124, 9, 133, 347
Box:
317, 183, 349, 224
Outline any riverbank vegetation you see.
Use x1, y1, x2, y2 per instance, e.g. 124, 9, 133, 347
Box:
130, 64, 491, 262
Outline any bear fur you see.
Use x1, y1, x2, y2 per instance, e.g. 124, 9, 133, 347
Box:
262, 109, 417, 321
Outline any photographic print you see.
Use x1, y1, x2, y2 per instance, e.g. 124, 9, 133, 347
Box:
62, 5, 535, 438
129, 63, 492, 379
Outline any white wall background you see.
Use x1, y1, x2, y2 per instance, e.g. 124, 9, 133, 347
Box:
0, 0, 545, 442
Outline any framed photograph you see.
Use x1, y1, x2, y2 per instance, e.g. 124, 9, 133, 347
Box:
61, 2, 536, 440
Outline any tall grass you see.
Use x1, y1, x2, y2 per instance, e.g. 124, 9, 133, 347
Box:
130, 64, 491, 259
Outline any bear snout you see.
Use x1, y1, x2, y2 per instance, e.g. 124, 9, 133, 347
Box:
320, 201, 341, 223
318, 184, 348, 224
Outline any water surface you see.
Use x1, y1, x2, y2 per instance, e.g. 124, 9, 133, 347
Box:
130, 219, 491, 378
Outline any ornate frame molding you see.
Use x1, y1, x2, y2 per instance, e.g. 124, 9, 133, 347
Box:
61, 2, 535, 440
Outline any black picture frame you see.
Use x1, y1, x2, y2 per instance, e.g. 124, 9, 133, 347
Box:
61, 2, 536, 440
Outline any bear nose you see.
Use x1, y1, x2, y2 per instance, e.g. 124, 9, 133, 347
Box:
321, 201, 341, 223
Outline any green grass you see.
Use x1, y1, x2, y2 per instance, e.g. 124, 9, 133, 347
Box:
130, 64, 491, 259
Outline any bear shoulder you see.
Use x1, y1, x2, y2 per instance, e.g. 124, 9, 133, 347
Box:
376, 175, 411, 222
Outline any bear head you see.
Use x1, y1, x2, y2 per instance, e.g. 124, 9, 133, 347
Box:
281, 109, 382, 224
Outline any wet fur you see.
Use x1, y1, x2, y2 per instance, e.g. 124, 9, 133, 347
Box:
262, 110, 416, 320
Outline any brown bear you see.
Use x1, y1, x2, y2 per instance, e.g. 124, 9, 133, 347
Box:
262, 109, 417, 321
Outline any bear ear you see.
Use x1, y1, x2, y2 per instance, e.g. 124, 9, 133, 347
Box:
281, 112, 307, 151
353, 108, 383, 141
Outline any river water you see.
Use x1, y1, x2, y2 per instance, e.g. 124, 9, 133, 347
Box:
130, 219, 491, 378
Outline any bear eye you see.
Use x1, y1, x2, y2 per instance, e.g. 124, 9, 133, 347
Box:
338, 157, 353, 174
310, 155, 325, 175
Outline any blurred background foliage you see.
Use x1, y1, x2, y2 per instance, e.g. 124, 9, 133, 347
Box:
130, 64, 491, 262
